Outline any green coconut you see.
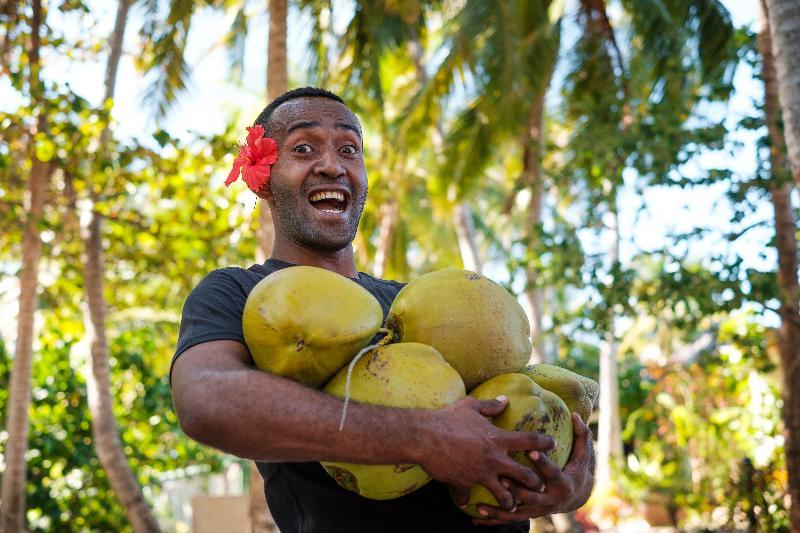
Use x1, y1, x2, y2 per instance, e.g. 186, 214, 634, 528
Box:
242, 265, 383, 387
321, 342, 466, 500
453, 372, 573, 517
518, 364, 599, 424
385, 269, 532, 390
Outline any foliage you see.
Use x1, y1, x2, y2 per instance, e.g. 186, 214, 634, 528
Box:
616, 311, 789, 531
0, 0, 794, 529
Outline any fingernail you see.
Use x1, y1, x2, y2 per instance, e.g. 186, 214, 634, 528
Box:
502, 479, 510, 489
479, 509, 488, 516
511, 505, 518, 513
529, 451, 540, 461
539, 484, 546, 493
496, 395, 507, 402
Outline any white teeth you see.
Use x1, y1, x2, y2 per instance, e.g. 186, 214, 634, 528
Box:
321, 208, 343, 213
309, 190, 345, 203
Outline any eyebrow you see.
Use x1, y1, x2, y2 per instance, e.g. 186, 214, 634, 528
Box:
285, 120, 362, 138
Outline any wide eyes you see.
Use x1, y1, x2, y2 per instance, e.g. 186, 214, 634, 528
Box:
292, 143, 359, 155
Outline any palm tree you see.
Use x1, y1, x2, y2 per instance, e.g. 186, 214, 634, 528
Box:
563, 0, 735, 495
404, 0, 562, 359
0, 1, 51, 530
759, 2, 800, 529
78, 1, 163, 530
765, 0, 800, 192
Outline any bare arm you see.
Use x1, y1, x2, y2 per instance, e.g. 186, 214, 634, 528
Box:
171, 339, 556, 510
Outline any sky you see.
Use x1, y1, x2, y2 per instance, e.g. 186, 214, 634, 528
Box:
0, 0, 791, 338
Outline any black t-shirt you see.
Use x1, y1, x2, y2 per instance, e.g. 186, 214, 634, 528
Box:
173, 259, 530, 533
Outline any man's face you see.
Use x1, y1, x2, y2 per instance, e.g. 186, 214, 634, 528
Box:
262, 97, 368, 253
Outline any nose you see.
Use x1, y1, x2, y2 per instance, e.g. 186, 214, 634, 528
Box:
313, 145, 345, 179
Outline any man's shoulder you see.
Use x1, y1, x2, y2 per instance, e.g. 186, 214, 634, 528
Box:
356, 271, 406, 291
193, 264, 276, 293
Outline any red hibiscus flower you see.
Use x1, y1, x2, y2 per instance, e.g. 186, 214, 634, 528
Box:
225, 124, 278, 194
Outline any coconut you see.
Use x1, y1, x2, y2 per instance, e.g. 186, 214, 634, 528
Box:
518, 364, 599, 424
243, 265, 383, 387
385, 269, 531, 390
321, 342, 465, 500
453, 372, 573, 517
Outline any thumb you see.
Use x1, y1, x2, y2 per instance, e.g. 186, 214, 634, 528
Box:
476, 395, 509, 417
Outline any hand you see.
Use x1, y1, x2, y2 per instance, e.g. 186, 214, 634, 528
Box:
417, 395, 556, 511
472, 413, 594, 526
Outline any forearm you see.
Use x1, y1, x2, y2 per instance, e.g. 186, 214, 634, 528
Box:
175, 359, 433, 465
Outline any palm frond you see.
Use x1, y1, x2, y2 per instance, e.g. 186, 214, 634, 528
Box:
140, 0, 196, 121
223, 3, 249, 81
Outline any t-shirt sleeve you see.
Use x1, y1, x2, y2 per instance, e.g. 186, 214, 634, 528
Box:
171, 268, 252, 381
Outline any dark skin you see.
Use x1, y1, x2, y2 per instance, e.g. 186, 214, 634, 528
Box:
171, 96, 594, 525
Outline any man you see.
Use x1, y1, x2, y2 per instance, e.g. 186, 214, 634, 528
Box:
171, 87, 594, 533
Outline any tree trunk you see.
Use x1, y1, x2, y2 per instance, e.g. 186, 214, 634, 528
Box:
373, 200, 399, 279
249, 1, 287, 530
79, 1, 162, 531
523, 92, 548, 363
595, 203, 623, 495
765, 0, 800, 191
0, 2, 47, 530
0, 136, 48, 533
82, 209, 162, 533
453, 203, 482, 273
256, 0, 288, 264
759, 4, 800, 529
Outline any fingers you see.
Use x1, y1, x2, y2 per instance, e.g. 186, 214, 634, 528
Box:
498, 459, 544, 492
564, 412, 592, 469
529, 451, 564, 483
483, 478, 516, 511
451, 487, 470, 508
473, 502, 526, 523
475, 395, 509, 417
503, 430, 556, 453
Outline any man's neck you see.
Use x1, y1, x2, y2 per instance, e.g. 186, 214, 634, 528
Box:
270, 240, 359, 279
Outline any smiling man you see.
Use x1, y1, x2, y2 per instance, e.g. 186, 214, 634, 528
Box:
170, 87, 594, 533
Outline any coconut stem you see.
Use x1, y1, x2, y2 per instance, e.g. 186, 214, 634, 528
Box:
338, 328, 394, 431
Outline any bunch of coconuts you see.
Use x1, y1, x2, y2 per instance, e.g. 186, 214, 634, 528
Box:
242, 267, 599, 515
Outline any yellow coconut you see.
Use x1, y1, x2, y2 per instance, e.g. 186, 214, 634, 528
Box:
453, 372, 573, 517
518, 364, 599, 424
385, 269, 531, 390
322, 342, 465, 500
243, 265, 383, 387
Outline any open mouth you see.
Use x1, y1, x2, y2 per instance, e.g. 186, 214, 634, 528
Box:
308, 190, 348, 214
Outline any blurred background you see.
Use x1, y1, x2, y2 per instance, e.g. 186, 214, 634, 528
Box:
1, 0, 798, 531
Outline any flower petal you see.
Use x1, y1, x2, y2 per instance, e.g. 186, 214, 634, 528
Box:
242, 163, 271, 193
225, 154, 246, 186
246, 125, 265, 148
261, 137, 278, 164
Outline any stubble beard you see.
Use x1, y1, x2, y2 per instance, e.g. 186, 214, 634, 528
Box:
270, 182, 368, 253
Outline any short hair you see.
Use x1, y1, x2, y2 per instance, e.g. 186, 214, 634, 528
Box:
253, 87, 347, 136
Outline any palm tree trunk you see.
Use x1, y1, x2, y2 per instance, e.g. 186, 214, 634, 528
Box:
595, 202, 623, 495
523, 92, 548, 363
0, 137, 48, 533
454, 203, 482, 273
373, 200, 399, 279
0, 2, 48, 530
758, 4, 800, 529
765, 0, 800, 192
80, 1, 162, 531
249, 1, 287, 529
256, 0, 288, 264
82, 210, 161, 533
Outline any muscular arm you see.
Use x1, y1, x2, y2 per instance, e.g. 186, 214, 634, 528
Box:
171, 339, 556, 510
